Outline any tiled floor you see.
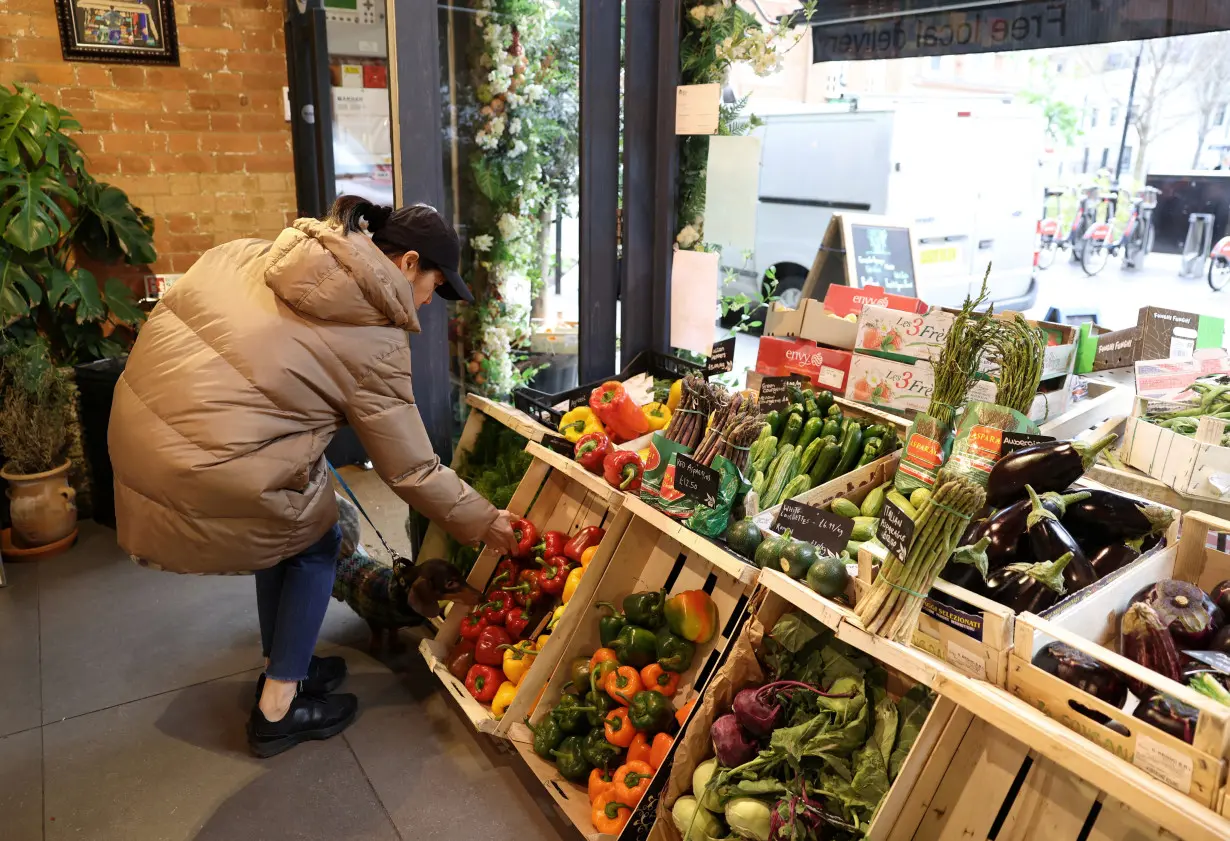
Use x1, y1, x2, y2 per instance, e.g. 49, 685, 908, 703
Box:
0, 508, 580, 841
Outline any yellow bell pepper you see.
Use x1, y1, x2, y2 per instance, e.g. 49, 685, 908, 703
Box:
642, 402, 671, 431
491, 680, 518, 718
562, 565, 584, 604
502, 640, 537, 685
536, 633, 551, 650
559, 407, 605, 443
547, 604, 566, 632
580, 545, 599, 568
666, 379, 683, 412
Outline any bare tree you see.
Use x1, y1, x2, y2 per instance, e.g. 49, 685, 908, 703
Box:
1188, 32, 1230, 168
1125, 40, 1196, 180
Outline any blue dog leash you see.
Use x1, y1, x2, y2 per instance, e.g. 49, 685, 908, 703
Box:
327, 461, 405, 563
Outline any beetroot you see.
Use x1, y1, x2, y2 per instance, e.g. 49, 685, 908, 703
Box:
711, 714, 758, 767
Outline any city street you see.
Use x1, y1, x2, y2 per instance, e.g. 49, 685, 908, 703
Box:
1024, 251, 1228, 331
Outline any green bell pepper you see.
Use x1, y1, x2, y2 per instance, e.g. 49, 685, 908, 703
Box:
595, 602, 626, 648
656, 626, 696, 673
628, 690, 675, 735
611, 624, 658, 669
550, 735, 592, 782
623, 590, 666, 630
551, 694, 596, 734
591, 659, 619, 695
527, 714, 564, 760
582, 726, 622, 772
568, 656, 592, 694
585, 687, 617, 728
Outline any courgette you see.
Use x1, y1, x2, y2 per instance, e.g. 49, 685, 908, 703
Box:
809, 441, 842, 485
751, 469, 767, 497
863, 423, 893, 443
860, 482, 888, 517
799, 437, 824, 474
803, 398, 819, 420
857, 438, 883, 467
764, 444, 795, 494
814, 389, 834, 416
780, 474, 811, 502
850, 520, 877, 542
779, 413, 804, 448
797, 417, 823, 453
831, 423, 864, 479
763, 447, 802, 508
830, 498, 861, 519
826, 404, 843, 418
820, 418, 841, 440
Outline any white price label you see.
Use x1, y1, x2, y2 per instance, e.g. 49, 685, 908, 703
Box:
1133, 734, 1193, 794
945, 639, 987, 681
817, 365, 845, 389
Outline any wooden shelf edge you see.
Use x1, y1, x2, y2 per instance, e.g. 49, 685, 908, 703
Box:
621, 495, 759, 586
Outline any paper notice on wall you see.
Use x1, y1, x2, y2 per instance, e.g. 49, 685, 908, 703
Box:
703, 135, 761, 255
671, 249, 720, 355
676, 83, 721, 135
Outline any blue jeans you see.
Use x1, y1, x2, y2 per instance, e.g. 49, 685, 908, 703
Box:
254, 524, 342, 682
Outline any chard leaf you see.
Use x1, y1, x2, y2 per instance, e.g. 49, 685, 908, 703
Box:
890, 685, 934, 781
872, 696, 899, 769
772, 612, 830, 654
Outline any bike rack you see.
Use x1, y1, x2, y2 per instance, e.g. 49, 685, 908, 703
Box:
1181, 212, 1216, 278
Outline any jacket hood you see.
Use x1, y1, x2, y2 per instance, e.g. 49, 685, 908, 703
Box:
264, 218, 421, 332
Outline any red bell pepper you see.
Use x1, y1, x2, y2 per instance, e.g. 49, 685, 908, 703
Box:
590, 381, 649, 441
459, 612, 489, 641
464, 664, 502, 703
447, 639, 476, 680
564, 526, 606, 563
603, 450, 644, 492
574, 431, 610, 474
502, 568, 545, 609
511, 518, 538, 558
478, 591, 513, 625
505, 606, 533, 639
537, 555, 572, 597
534, 530, 569, 559
474, 625, 512, 666
486, 557, 522, 594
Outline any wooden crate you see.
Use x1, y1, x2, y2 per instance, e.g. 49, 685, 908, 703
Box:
1036, 378, 1133, 440
508, 500, 758, 840
419, 441, 628, 737
648, 583, 962, 841
1009, 510, 1230, 810
752, 449, 899, 536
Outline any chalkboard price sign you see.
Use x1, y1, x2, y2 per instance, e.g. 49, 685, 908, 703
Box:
849, 223, 917, 297
758, 374, 809, 413
674, 455, 720, 509
704, 337, 736, 379
877, 497, 915, 560
773, 499, 854, 556
999, 432, 1055, 456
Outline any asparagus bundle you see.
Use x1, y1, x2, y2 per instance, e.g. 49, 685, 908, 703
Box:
987, 314, 1046, 416
692, 391, 762, 472
663, 375, 719, 449
856, 467, 987, 642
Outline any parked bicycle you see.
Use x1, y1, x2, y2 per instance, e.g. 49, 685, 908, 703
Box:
1076, 191, 1119, 276
1035, 187, 1067, 270
1210, 234, 1230, 291
1066, 184, 1103, 262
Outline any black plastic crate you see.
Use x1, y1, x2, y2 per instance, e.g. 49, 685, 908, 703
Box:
512, 350, 703, 429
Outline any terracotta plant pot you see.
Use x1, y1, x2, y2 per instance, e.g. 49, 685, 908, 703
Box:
1, 461, 78, 548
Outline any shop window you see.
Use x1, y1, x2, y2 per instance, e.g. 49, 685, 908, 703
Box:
1110, 106, 1120, 126
1089, 108, 1098, 129
1100, 148, 1110, 169
1217, 105, 1228, 127
1082, 147, 1091, 173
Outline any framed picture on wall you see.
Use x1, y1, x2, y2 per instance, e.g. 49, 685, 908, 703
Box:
54, 0, 179, 65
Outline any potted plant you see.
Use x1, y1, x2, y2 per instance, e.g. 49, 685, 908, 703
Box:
0, 342, 77, 550
0, 83, 156, 526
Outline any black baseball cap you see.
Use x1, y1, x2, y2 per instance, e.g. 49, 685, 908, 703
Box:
371, 203, 474, 303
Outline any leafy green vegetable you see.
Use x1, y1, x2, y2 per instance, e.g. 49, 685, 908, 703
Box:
890, 685, 932, 781
770, 611, 828, 653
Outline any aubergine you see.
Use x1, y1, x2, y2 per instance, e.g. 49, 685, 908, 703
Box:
1139, 532, 1164, 554
984, 552, 1072, 614
1211, 580, 1230, 618
985, 433, 1117, 507
1119, 602, 1183, 697
1025, 486, 1097, 593
1089, 543, 1140, 578
1032, 642, 1128, 707
1133, 693, 1198, 744
1061, 489, 1175, 546
1131, 580, 1224, 649
1208, 624, 1230, 656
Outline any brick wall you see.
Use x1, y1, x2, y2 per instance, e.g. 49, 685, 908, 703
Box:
0, 0, 297, 274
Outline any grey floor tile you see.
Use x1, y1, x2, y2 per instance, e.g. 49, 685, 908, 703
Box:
42, 668, 399, 841
342, 652, 581, 841
0, 727, 43, 841
0, 562, 41, 737
332, 466, 413, 564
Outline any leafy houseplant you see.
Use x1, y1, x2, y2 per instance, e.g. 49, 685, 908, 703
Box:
0, 83, 151, 364
0, 340, 79, 547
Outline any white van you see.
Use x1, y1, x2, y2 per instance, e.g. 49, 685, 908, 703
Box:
722, 103, 1044, 314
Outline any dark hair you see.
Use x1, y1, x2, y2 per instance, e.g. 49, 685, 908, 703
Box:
327, 195, 398, 255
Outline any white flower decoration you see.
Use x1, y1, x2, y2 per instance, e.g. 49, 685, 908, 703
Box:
508, 117, 522, 136
471, 234, 494, 252
676, 224, 701, 249
508, 139, 528, 158
497, 213, 520, 239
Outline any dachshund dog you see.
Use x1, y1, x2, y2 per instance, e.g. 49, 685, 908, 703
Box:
332, 494, 479, 654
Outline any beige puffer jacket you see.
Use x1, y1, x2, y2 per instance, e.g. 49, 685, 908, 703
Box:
109, 218, 498, 574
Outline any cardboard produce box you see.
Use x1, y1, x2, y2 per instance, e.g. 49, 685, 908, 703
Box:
764, 284, 925, 351
844, 353, 997, 414
1092, 306, 1226, 372
754, 335, 852, 394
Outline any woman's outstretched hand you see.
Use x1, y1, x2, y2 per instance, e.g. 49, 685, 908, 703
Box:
483, 510, 519, 555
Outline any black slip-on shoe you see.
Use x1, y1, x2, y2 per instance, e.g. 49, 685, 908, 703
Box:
247, 691, 359, 758
255, 655, 347, 700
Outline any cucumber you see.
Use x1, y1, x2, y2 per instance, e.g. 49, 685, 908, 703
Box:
809, 441, 842, 486
860, 484, 887, 517
780, 474, 811, 502
799, 437, 824, 474
830, 497, 861, 519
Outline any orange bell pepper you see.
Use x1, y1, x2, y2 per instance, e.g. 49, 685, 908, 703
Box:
626, 731, 652, 767
589, 648, 618, 669
676, 696, 696, 726
639, 663, 680, 698
591, 792, 633, 834
603, 707, 638, 748
649, 732, 674, 770
588, 768, 615, 804
607, 665, 643, 706
580, 545, 599, 568
612, 760, 654, 805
